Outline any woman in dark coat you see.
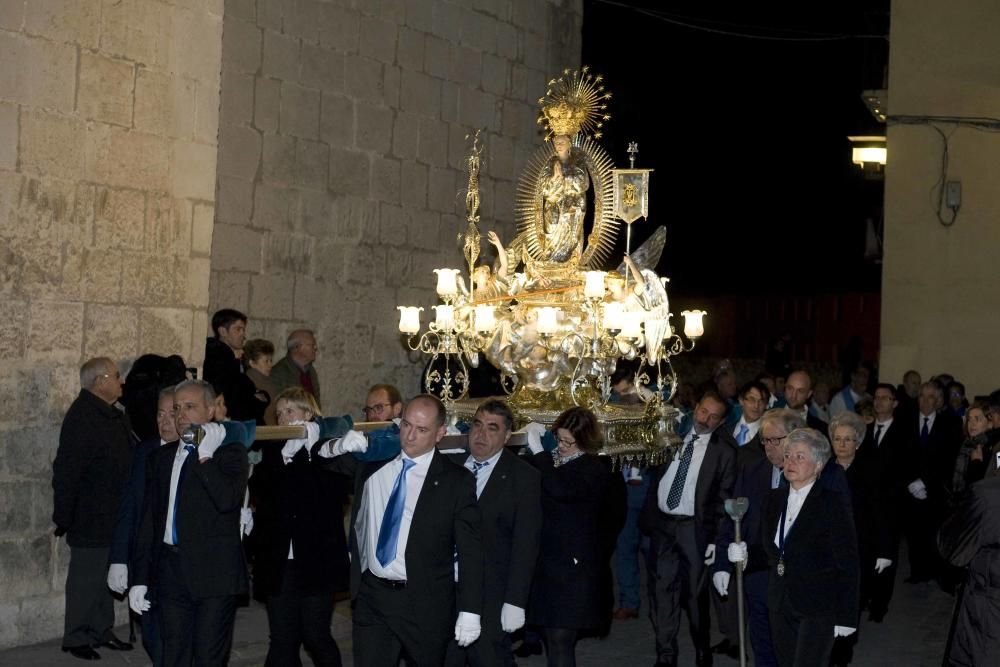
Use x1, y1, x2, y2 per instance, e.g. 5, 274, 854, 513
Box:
527, 407, 626, 667
761, 428, 859, 667
250, 387, 351, 667
828, 411, 896, 665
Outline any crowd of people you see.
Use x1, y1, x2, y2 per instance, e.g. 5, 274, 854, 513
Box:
49, 308, 1000, 667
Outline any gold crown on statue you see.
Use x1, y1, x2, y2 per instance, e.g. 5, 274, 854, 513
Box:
537, 66, 612, 141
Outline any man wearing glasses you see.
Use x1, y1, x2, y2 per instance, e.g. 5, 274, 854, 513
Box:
363, 384, 404, 423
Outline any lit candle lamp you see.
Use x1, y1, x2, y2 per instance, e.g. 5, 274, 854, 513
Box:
397, 306, 423, 334
603, 302, 625, 331
434, 268, 460, 297
620, 311, 643, 338
474, 304, 496, 333
682, 310, 706, 338
583, 271, 606, 299
434, 304, 455, 330
536, 307, 559, 335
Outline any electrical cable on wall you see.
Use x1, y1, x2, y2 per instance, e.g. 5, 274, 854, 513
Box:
885, 114, 1000, 227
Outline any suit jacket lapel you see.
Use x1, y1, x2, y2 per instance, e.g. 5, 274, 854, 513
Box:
694, 434, 720, 512
478, 449, 512, 507
409, 450, 446, 539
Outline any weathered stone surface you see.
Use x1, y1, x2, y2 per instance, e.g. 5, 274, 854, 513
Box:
400, 69, 440, 117
134, 68, 197, 138
84, 125, 170, 191
20, 111, 85, 180
171, 9, 223, 84
217, 123, 262, 179
371, 156, 400, 204
428, 166, 458, 213
253, 182, 297, 230
147, 193, 192, 256
417, 116, 448, 167
344, 55, 385, 105
215, 175, 254, 226
301, 43, 345, 92
262, 132, 296, 184
192, 202, 215, 255
220, 69, 254, 127
397, 26, 424, 70
400, 161, 427, 207
0, 0, 25, 31
0, 32, 77, 112
173, 141, 218, 201
294, 139, 328, 190
26, 301, 84, 362
264, 233, 315, 275
0, 538, 50, 598
92, 186, 145, 251
359, 14, 397, 64
138, 307, 195, 356
100, 0, 172, 69
283, 0, 320, 43
252, 75, 280, 134
328, 148, 370, 198
82, 304, 139, 360
262, 29, 300, 80
212, 222, 262, 271
0, 103, 16, 170
0, 299, 28, 361
255, 0, 282, 31
78, 52, 135, 126
250, 272, 294, 319
450, 45, 481, 88
355, 103, 394, 153
121, 250, 177, 305
431, 1, 461, 43
280, 82, 320, 139
319, 92, 354, 148
318, 3, 360, 52
482, 52, 507, 95
378, 203, 407, 246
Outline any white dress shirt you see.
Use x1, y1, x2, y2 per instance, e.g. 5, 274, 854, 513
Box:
774, 480, 815, 547
873, 417, 893, 446
919, 411, 937, 434
657, 431, 709, 516
163, 443, 195, 545
356, 449, 435, 581
465, 449, 502, 499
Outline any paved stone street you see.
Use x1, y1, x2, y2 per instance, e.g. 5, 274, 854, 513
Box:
0, 560, 955, 666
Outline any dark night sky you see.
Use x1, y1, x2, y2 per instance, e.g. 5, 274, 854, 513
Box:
580, 1, 889, 296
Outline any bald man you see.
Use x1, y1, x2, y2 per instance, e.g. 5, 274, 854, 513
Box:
270, 329, 322, 407
783, 370, 829, 436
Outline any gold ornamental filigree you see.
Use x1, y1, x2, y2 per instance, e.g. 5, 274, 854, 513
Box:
537, 66, 612, 141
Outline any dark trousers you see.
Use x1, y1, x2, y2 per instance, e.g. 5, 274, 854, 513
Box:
353, 572, 450, 667
903, 497, 942, 581
63, 546, 115, 648
768, 604, 834, 667
444, 617, 513, 667
711, 569, 742, 647
647, 517, 709, 663
139, 604, 163, 666
157, 549, 238, 667
744, 570, 778, 667
264, 561, 342, 667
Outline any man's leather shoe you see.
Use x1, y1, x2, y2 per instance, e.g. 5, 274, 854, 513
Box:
513, 640, 542, 658
94, 637, 133, 651
62, 646, 101, 660
695, 648, 713, 667
613, 607, 639, 620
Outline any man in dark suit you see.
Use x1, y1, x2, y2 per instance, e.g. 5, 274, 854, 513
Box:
270, 329, 322, 408
52, 357, 134, 661
445, 399, 542, 667
107, 387, 178, 665
861, 383, 907, 620
783, 370, 829, 436
351, 394, 484, 666
129, 379, 250, 667
902, 381, 963, 585
640, 391, 737, 667
202, 308, 260, 422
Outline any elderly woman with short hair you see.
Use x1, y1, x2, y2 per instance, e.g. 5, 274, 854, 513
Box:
828, 412, 896, 664
761, 428, 859, 667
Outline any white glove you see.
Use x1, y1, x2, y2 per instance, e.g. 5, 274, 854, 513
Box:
524, 422, 547, 454
281, 421, 320, 461
704, 544, 716, 566
331, 430, 368, 456
874, 558, 892, 574
240, 507, 254, 536
500, 603, 526, 633
834, 625, 856, 637
197, 422, 226, 459
392, 417, 402, 426
728, 541, 748, 564
907, 479, 928, 500
712, 571, 730, 597
454, 611, 481, 647
128, 585, 150, 614
107, 563, 128, 594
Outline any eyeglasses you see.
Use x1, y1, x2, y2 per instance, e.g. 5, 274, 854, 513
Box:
363, 403, 390, 417
761, 435, 787, 447
557, 437, 577, 448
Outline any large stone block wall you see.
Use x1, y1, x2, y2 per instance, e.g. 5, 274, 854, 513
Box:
210, 0, 584, 415
0, 0, 224, 648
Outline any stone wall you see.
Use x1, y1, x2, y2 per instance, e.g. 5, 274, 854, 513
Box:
210, 0, 584, 415
0, 0, 223, 648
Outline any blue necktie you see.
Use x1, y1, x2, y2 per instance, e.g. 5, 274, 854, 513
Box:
472, 460, 490, 478
376, 458, 416, 567
171, 445, 195, 545
666, 434, 696, 510
737, 423, 749, 446
920, 417, 930, 446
